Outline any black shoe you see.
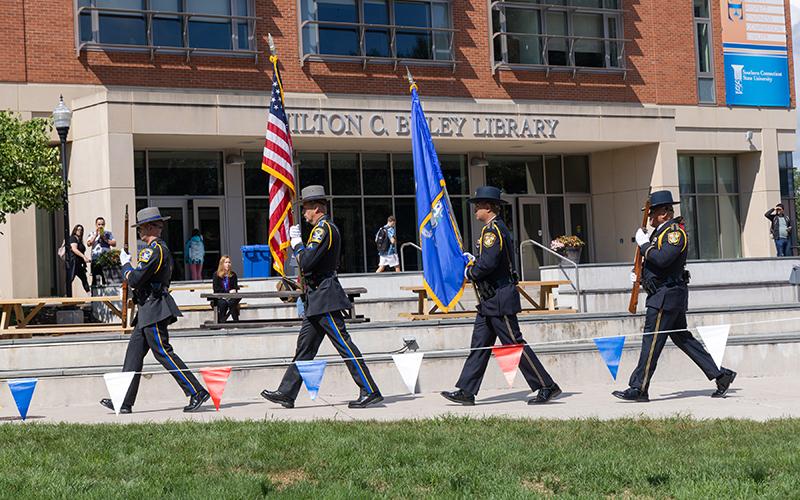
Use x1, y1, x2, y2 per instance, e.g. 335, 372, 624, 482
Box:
261, 390, 295, 409
612, 387, 649, 402
440, 389, 475, 406
348, 391, 384, 409
183, 390, 210, 412
528, 384, 562, 405
712, 369, 737, 398
100, 398, 132, 414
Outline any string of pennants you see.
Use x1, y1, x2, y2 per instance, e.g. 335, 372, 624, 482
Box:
0, 323, 733, 420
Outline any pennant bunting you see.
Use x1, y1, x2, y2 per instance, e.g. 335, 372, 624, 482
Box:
103, 372, 135, 416
296, 360, 327, 400
592, 336, 626, 380
492, 344, 524, 388
200, 367, 232, 411
7, 378, 38, 421
392, 353, 424, 394
696, 324, 730, 369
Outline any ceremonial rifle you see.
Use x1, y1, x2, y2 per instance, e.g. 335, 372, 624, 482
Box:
627, 197, 651, 314
121, 205, 130, 328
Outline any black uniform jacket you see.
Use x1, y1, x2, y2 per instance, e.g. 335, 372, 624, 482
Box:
466, 217, 522, 316
122, 238, 182, 327
293, 215, 351, 317
640, 217, 689, 312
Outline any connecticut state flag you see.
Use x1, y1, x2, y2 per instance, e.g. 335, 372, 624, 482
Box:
410, 85, 466, 311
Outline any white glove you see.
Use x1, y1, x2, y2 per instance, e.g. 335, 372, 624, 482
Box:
463, 252, 476, 265
289, 225, 301, 239
635, 228, 650, 247
119, 249, 131, 267
464, 266, 472, 280
290, 237, 303, 248
630, 271, 638, 284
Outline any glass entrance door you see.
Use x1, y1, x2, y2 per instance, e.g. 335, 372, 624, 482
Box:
193, 199, 226, 279
566, 197, 592, 263
518, 197, 547, 280
149, 200, 189, 282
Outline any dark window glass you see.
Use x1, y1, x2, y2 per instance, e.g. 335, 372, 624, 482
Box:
526, 156, 544, 194
693, 0, 709, 18
148, 151, 224, 196
297, 153, 329, 192
152, 0, 182, 47
362, 154, 391, 195
245, 198, 269, 245
364, 198, 395, 270
486, 157, 527, 194
134, 151, 147, 196
545, 11, 567, 66
450, 197, 471, 245
392, 154, 415, 195
79, 0, 93, 42
678, 156, 694, 194
440, 155, 468, 195
394, 1, 432, 59
573, 13, 604, 67
243, 152, 270, 197
187, 0, 233, 50
545, 155, 563, 194
547, 197, 565, 239
569, 202, 590, 263
365, 0, 390, 56
331, 198, 364, 273
97, 0, 146, 45
693, 156, 715, 193
681, 196, 700, 260
317, 0, 359, 55
394, 197, 419, 270
564, 156, 590, 193
330, 153, 361, 195
158, 205, 186, 281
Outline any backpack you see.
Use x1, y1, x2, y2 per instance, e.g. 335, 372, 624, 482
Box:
57, 241, 66, 261
375, 226, 389, 254
188, 237, 205, 261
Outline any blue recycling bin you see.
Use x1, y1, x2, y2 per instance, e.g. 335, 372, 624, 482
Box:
241, 245, 272, 278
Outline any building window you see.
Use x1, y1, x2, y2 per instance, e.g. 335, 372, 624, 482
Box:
243, 151, 469, 273
693, 0, 715, 103
76, 0, 256, 58
678, 155, 741, 260
491, 0, 625, 74
778, 152, 797, 252
299, 0, 456, 67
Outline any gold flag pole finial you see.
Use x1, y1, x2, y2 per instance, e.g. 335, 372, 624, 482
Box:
406, 66, 417, 92
268, 33, 277, 62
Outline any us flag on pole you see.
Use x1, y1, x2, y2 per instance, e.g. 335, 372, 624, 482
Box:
261, 60, 296, 276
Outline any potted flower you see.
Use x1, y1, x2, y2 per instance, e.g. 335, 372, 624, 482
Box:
550, 235, 585, 263
96, 249, 123, 284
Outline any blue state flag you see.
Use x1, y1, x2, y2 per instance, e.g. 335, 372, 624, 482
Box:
410, 85, 466, 311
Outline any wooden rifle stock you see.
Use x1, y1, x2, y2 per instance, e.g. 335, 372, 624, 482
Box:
627, 199, 651, 314
121, 205, 130, 328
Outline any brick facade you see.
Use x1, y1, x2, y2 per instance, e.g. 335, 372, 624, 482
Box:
1, 0, 794, 106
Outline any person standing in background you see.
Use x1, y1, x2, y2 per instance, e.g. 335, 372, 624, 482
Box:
68, 224, 91, 293
185, 228, 206, 280
375, 216, 400, 273
765, 203, 793, 256
87, 217, 116, 286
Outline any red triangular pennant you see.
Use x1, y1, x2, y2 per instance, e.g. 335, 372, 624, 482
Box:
199, 367, 232, 411
492, 344, 524, 388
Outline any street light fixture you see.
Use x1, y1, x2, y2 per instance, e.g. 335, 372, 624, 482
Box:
53, 95, 72, 297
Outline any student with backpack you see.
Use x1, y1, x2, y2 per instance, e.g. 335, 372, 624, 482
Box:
375, 216, 400, 273
185, 229, 205, 280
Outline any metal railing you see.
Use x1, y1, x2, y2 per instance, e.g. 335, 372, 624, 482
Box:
399, 242, 422, 272
520, 239, 583, 313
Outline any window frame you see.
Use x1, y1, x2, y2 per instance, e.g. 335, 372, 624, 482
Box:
489, 0, 627, 76
693, 0, 716, 104
74, 0, 258, 62
297, 0, 457, 70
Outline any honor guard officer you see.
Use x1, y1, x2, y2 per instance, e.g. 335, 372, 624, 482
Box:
261, 186, 383, 409
100, 207, 209, 414
613, 191, 737, 402
441, 186, 562, 406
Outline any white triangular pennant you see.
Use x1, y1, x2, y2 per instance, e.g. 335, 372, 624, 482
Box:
392, 353, 424, 394
103, 372, 136, 416
696, 324, 730, 369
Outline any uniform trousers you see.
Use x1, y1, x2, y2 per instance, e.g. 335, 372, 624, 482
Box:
122, 319, 204, 407
278, 311, 379, 399
456, 313, 555, 396
629, 306, 722, 392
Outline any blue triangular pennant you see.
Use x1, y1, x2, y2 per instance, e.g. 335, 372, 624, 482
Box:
296, 360, 327, 400
593, 336, 626, 380
7, 378, 38, 421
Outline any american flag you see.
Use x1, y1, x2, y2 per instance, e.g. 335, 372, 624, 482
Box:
261, 62, 295, 276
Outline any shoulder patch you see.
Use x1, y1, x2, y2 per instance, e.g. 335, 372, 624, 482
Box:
138, 248, 153, 263
483, 232, 497, 248
310, 227, 326, 243
667, 231, 682, 245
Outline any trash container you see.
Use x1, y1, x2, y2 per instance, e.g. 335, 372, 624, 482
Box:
241, 245, 272, 278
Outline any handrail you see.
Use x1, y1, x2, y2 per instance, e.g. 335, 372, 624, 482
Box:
519, 239, 583, 313
400, 242, 422, 272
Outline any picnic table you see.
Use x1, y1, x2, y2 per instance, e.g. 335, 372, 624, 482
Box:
0, 296, 133, 339
199, 287, 369, 329
399, 280, 575, 320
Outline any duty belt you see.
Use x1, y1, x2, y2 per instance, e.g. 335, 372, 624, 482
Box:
305, 271, 336, 290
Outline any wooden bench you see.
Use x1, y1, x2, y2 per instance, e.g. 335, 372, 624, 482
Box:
0, 296, 134, 339
170, 283, 249, 293
400, 280, 575, 320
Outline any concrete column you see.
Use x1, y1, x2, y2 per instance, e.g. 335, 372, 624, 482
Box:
223, 150, 246, 275
739, 128, 781, 257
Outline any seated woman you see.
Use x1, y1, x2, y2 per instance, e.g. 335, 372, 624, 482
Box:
212, 255, 241, 322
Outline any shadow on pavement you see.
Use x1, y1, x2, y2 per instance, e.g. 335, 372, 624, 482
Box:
653, 388, 740, 402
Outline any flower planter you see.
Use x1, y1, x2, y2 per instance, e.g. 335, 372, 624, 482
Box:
101, 265, 124, 284
565, 247, 582, 263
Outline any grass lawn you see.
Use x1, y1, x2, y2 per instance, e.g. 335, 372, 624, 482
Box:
0, 417, 798, 498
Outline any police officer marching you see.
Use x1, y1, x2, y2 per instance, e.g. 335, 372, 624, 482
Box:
613, 190, 737, 402
441, 186, 562, 406
261, 185, 384, 409
100, 207, 210, 414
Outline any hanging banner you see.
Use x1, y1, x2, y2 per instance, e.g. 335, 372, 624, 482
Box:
392, 353, 424, 395
492, 345, 524, 388
103, 372, 135, 416
593, 336, 626, 380
7, 378, 38, 421
720, 0, 790, 107
697, 324, 731, 369
296, 360, 327, 400
200, 367, 232, 411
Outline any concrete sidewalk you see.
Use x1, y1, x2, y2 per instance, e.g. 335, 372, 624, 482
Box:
1, 375, 796, 424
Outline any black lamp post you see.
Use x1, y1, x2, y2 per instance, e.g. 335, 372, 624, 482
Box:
53, 95, 73, 297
